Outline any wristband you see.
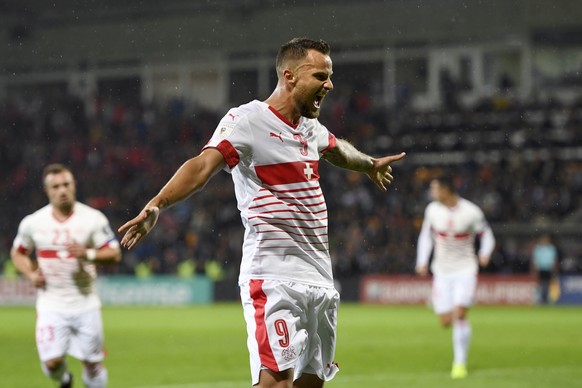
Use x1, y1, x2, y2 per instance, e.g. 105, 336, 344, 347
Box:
86, 249, 97, 262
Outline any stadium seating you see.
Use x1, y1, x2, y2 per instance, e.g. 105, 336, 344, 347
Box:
1, 91, 581, 277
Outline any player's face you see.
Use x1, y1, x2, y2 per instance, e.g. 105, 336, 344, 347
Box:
430, 180, 448, 203
44, 171, 76, 210
292, 50, 334, 119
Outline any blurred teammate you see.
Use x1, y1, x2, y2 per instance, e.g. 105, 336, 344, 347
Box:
11, 164, 121, 388
119, 37, 405, 388
415, 175, 495, 379
531, 233, 559, 304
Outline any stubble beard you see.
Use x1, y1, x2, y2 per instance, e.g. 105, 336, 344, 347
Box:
299, 99, 320, 119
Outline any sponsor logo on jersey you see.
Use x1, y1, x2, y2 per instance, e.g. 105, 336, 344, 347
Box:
269, 131, 284, 142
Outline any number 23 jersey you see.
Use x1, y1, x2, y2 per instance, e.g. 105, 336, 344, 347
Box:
13, 202, 119, 313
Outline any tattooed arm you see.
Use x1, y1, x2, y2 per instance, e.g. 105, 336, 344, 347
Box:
323, 138, 406, 192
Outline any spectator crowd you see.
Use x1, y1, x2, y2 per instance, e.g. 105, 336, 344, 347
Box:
2, 88, 582, 279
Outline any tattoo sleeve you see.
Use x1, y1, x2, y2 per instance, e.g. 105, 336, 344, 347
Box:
323, 138, 374, 172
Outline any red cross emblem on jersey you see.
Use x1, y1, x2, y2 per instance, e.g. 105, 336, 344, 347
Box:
303, 163, 314, 180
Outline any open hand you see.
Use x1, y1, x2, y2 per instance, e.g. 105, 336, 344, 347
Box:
367, 152, 406, 191
118, 206, 160, 250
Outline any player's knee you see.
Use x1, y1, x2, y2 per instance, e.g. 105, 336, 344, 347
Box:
257, 368, 293, 387
82, 362, 108, 388
82, 361, 102, 377
44, 357, 65, 372
454, 307, 468, 321
294, 372, 324, 388
438, 312, 453, 327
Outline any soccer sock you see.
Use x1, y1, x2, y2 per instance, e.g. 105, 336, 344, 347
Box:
452, 319, 472, 365
82, 364, 108, 388
41, 360, 70, 383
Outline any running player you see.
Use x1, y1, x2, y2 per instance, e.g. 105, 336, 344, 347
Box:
119, 37, 406, 388
415, 174, 495, 379
11, 163, 121, 388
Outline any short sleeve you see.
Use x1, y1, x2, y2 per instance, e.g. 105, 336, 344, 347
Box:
316, 122, 337, 156
91, 211, 120, 250
202, 109, 252, 171
473, 207, 488, 234
12, 215, 34, 254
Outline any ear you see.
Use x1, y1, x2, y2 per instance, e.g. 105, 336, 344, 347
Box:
283, 69, 296, 86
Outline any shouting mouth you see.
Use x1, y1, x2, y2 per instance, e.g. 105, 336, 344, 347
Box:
314, 93, 325, 109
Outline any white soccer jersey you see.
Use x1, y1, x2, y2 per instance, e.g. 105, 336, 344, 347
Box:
203, 100, 337, 287
12, 202, 119, 313
416, 198, 495, 275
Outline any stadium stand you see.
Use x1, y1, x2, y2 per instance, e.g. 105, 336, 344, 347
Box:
2, 0, 582, 280
1, 90, 581, 278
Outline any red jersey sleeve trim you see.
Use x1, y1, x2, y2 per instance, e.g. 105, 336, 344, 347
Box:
321, 133, 337, 154
205, 140, 240, 169
16, 245, 29, 255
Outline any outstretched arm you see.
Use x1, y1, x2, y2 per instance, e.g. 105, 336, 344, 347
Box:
118, 148, 226, 249
322, 138, 406, 191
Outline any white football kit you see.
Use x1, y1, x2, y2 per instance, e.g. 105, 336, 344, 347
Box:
416, 198, 495, 313
204, 100, 340, 383
13, 202, 119, 361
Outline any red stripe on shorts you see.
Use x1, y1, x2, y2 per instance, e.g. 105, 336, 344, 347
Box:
249, 279, 279, 372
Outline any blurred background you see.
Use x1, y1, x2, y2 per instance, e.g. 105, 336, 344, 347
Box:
1, 0, 582, 304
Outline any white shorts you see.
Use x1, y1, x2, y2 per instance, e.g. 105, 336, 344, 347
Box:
36, 308, 105, 363
240, 279, 340, 385
432, 273, 477, 315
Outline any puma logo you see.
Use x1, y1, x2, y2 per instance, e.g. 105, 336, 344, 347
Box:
228, 113, 238, 121
270, 132, 284, 142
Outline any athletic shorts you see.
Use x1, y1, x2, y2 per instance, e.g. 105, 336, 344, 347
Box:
240, 279, 340, 385
35, 308, 105, 363
432, 273, 477, 314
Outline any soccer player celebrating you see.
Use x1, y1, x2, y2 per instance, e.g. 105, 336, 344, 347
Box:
415, 175, 495, 379
119, 37, 406, 388
11, 164, 121, 388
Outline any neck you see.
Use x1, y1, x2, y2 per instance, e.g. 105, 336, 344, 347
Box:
53, 204, 74, 220
443, 195, 459, 208
264, 88, 301, 125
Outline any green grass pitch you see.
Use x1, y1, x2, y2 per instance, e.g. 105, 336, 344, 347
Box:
2, 303, 581, 387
